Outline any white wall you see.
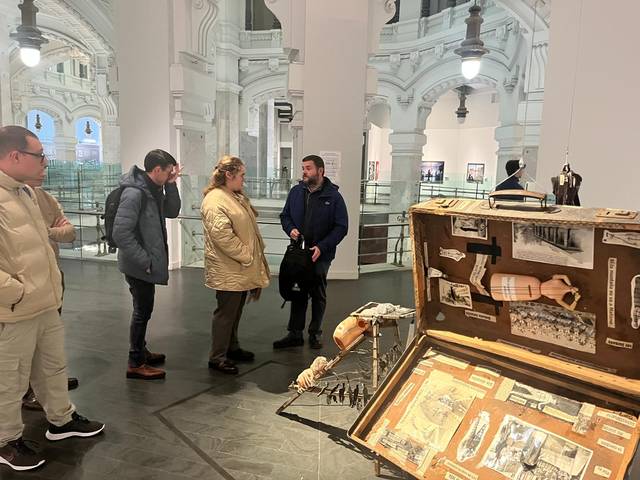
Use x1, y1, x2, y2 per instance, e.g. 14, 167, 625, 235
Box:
367, 124, 392, 181
423, 90, 499, 185
538, 0, 640, 210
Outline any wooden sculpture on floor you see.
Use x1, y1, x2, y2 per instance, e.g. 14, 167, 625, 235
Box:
276, 303, 414, 415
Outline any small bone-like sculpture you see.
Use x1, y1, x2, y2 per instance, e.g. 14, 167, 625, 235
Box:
333, 316, 370, 350
490, 273, 581, 310
295, 356, 329, 392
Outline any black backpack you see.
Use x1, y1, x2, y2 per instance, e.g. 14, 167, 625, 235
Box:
101, 186, 146, 253
279, 237, 314, 307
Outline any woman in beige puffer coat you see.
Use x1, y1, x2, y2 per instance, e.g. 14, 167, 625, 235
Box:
201, 155, 270, 374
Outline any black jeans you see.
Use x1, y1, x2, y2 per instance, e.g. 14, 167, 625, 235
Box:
125, 275, 155, 367
288, 261, 330, 337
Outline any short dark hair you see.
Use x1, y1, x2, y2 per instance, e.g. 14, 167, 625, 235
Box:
144, 149, 177, 172
302, 154, 324, 171
0, 126, 38, 158
505, 159, 521, 176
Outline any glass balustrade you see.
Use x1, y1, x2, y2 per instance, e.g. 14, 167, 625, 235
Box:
42, 167, 499, 271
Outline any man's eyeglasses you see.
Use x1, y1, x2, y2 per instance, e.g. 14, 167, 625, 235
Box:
18, 150, 46, 164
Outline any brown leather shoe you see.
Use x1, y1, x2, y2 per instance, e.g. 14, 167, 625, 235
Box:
126, 364, 166, 380
144, 350, 166, 366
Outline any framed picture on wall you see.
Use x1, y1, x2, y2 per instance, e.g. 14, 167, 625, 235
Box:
466, 163, 485, 183
367, 161, 379, 181
421, 161, 444, 183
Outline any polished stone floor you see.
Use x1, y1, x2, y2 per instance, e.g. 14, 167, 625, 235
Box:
2, 260, 416, 480
4, 260, 640, 480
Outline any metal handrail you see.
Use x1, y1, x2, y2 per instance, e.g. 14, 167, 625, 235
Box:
63, 207, 412, 267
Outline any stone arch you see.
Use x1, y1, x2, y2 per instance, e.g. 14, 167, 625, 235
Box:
493, 0, 551, 32
421, 75, 498, 109
23, 94, 101, 138
365, 96, 391, 129
416, 58, 502, 103
242, 72, 288, 106
240, 72, 287, 131
71, 104, 103, 122
18, 103, 64, 131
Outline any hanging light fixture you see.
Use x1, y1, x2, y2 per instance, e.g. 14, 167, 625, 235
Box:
455, 86, 469, 124
84, 120, 92, 136
34, 113, 42, 131
10, 0, 49, 68
454, 1, 488, 80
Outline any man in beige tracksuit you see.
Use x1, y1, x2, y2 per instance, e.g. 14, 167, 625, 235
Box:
0, 126, 104, 472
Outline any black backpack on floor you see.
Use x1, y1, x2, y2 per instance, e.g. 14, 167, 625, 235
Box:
101, 186, 146, 253
279, 237, 314, 307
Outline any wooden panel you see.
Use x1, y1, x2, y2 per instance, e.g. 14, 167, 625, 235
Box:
410, 199, 640, 385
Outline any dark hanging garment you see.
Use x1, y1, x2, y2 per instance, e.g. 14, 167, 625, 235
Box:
552, 165, 582, 206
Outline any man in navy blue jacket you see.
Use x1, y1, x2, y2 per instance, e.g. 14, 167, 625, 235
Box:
494, 159, 525, 201
274, 155, 348, 349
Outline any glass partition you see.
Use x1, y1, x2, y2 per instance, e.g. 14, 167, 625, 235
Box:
42, 169, 500, 270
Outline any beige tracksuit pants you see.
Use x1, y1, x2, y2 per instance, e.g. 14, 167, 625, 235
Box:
0, 309, 75, 446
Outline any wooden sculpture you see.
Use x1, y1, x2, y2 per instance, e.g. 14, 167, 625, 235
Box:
333, 316, 370, 350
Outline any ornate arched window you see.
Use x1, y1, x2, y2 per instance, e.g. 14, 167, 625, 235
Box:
75, 117, 102, 166
26, 110, 57, 163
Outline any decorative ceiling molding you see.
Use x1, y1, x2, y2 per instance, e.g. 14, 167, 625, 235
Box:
37, 0, 113, 55
494, 0, 551, 31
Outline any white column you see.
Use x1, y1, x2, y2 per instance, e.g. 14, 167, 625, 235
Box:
494, 82, 522, 185
216, 87, 241, 160
396, 0, 422, 43
215, 0, 243, 162
389, 102, 429, 211
267, 0, 395, 279
101, 124, 120, 165
399, 0, 422, 21
115, 0, 180, 268
115, 0, 174, 170
53, 135, 78, 164
0, 22, 12, 125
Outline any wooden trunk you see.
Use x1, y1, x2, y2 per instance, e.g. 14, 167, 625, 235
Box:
349, 199, 640, 479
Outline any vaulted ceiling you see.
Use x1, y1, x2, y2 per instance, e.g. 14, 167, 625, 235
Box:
1, 0, 113, 55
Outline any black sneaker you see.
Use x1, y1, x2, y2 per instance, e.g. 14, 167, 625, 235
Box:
309, 335, 323, 349
0, 438, 45, 471
21, 389, 43, 411
227, 348, 255, 362
67, 377, 79, 391
45, 412, 105, 441
273, 333, 304, 349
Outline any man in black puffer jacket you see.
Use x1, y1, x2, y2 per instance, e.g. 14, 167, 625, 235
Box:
113, 150, 181, 380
